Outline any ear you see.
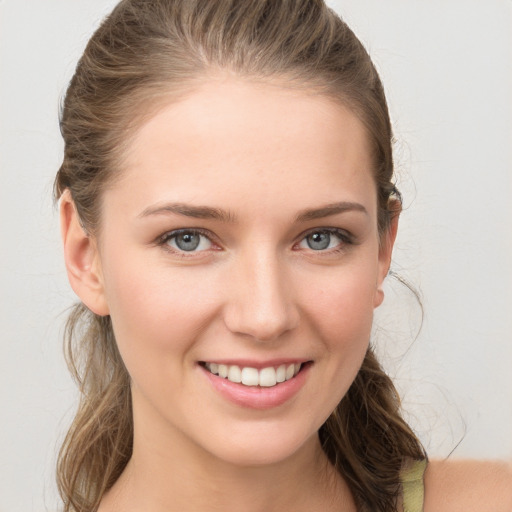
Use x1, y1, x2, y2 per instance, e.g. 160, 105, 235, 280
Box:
60, 190, 109, 316
374, 201, 401, 308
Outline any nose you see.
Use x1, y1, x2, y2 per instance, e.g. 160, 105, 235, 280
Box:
223, 249, 300, 342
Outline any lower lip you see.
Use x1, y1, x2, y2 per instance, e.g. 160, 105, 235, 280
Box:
200, 363, 311, 410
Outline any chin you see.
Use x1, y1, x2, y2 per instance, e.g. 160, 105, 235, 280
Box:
201, 423, 321, 468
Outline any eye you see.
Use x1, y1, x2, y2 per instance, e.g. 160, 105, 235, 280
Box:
298, 229, 349, 251
162, 229, 213, 252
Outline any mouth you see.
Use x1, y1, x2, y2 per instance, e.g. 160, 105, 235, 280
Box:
199, 361, 309, 388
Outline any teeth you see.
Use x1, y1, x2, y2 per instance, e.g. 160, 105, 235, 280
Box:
276, 364, 286, 383
259, 367, 276, 387
228, 365, 241, 383
218, 364, 228, 378
241, 367, 259, 386
204, 362, 303, 387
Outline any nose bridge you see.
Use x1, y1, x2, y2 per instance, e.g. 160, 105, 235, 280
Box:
224, 245, 298, 341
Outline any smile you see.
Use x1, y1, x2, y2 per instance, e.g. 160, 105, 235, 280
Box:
202, 362, 302, 388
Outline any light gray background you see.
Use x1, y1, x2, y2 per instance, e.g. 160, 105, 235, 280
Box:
1, 1, 511, 510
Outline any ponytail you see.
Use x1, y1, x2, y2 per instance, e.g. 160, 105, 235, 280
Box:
320, 347, 426, 512
57, 305, 132, 512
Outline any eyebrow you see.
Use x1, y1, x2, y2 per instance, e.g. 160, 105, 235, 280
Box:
138, 200, 367, 223
295, 202, 368, 222
138, 202, 236, 222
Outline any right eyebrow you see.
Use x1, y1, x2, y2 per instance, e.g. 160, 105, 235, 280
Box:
137, 202, 236, 223
295, 201, 368, 222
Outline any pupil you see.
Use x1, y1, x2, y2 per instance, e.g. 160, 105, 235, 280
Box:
307, 232, 330, 250
176, 232, 200, 251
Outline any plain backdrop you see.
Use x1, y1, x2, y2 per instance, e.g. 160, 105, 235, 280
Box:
1, 1, 511, 510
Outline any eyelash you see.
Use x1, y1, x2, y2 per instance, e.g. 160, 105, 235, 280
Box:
295, 228, 354, 254
156, 227, 354, 256
157, 228, 217, 257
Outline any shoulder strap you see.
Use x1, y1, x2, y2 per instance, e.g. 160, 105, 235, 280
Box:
401, 459, 428, 512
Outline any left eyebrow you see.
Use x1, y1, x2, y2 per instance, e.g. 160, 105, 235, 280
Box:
137, 202, 236, 222
295, 202, 368, 222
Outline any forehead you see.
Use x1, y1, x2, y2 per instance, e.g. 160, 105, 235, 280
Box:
110, 78, 377, 221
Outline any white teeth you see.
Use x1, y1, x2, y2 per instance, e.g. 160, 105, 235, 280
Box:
218, 364, 228, 378
228, 365, 241, 383
241, 367, 259, 386
204, 362, 303, 387
259, 367, 277, 387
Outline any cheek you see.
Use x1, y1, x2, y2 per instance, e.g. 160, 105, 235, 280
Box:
282, 265, 377, 427
101, 253, 219, 371
308, 267, 377, 400
304, 262, 378, 339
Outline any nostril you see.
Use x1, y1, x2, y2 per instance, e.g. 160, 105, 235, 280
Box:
223, 309, 297, 342
222, 262, 300, 340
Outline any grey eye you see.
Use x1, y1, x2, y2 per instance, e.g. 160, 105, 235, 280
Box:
306, 232, 331, 250
175, 232, 200, 251
298, 230, 347, 251
167, 231, 212, 252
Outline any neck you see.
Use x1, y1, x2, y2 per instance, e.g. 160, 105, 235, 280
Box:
100, 415, 355, 512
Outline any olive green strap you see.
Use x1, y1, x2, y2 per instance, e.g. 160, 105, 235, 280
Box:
401, 459, 427, 512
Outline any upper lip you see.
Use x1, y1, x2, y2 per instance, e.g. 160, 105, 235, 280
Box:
199, 359, 311, 369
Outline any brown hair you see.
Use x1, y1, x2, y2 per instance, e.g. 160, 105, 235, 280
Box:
55, 1, 425, 511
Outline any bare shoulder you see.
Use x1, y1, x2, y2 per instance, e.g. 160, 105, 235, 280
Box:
424, 458, 512, 512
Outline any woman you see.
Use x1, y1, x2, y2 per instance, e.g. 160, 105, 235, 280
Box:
55, 1, 511, 511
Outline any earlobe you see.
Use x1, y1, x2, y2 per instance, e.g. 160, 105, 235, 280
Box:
374, 202, 401, 308
373, 286, 385, 308
60, 190, 109, 316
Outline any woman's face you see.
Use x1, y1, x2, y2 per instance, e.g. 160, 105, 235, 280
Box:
87, 78, 395, 466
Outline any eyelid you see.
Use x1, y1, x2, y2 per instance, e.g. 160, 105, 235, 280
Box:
157, 228, 220, 255
154, 226, 354, 256
294, 227, 354, 251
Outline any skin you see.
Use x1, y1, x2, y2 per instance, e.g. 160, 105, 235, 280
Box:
60, 77, 511, 511
426, 459, 512, 512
